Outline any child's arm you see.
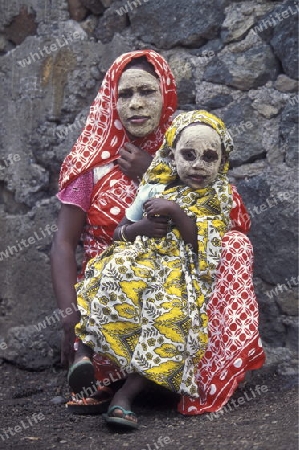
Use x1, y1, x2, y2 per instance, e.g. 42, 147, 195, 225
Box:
143, 198, 198, 253
114, 183, 170, 242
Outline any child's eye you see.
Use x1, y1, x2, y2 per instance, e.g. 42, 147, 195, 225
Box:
182, 150, 196, 161
203, 150, 219, 162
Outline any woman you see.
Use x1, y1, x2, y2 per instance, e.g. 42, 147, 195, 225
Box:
50, 49, 177, 392
51, 51, 264, 418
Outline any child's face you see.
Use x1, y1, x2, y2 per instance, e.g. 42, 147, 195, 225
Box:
172, 124, 222, 189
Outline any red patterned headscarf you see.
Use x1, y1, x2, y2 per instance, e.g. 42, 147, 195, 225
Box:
59, 50, 177, 190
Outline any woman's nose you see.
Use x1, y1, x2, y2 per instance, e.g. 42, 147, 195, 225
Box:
129, 93, 144, 109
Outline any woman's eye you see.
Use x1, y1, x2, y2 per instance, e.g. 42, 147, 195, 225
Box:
118, 91, 131, 99
203, 150, 219, 162
141, 89, 156, 96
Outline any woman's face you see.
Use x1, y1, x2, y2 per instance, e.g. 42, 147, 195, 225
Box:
173, 124, 222, 189
117, 68, 163, 139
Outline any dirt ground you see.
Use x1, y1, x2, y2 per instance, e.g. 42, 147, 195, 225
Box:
0, 362, 298, 450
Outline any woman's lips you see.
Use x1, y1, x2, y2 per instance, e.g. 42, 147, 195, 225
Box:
128, 116, 149, 124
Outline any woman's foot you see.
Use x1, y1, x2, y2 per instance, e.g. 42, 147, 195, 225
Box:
68, 358, 96, 395
66, 386, 114, 415
68, 341, 95, 395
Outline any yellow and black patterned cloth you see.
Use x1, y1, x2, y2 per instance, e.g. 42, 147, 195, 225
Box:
75, 111, 234, 397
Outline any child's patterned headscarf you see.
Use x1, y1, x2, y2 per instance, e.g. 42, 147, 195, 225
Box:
143, 110, 234, 185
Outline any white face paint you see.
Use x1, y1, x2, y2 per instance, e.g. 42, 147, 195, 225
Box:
173, 124, 222, 189
117, 68, 163, 139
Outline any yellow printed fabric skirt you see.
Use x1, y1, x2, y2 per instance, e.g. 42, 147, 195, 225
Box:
75, 233, 210, 397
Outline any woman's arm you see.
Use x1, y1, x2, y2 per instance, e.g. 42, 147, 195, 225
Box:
113, 215, 170, 242
50, 204, 86, 367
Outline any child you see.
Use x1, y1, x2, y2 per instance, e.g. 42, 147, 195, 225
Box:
70, 110, 239, 428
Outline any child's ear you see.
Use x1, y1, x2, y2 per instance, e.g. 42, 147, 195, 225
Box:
169, 147, 175, 159
161, 145, 175, 159
219, 152, 228, 171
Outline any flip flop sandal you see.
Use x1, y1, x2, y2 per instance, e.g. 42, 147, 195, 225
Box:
67, 358, 96, 395
66, 386, 113, 415
103, 405, 138, 429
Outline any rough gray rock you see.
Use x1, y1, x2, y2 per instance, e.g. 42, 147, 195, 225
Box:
253, 1, 299, 80
276, 288, 299, 317
275, 74, 299, 93
236, 164, 298, 286
195, 80, 234, 111
281, 316, 299, 353
1, 0, 70, 32
163, 51, 196, 108
203, 32, 280, 90
3, 5, 38, 45
254, 279, 287, 349
67, 0, 88, 21
221, 2, 274, 44
0, 199, 59, 332
0, 325, 61, 370
218, 97, 280, 167
80, 0, 106, 15
129, 0, 226, 49
94, 2, 128, 44
261, 344, 292, 371
280, 102, 299, 166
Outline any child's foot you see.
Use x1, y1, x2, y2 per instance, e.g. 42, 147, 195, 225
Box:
103, 373, 148, 429
108, 389, 137, 424
103, 404, 138, 429
104, 390, 138, 429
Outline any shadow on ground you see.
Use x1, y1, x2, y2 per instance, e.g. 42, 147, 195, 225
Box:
0, 362, 298, 450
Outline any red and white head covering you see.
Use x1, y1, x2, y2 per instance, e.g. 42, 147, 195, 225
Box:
59, 49, 177, 190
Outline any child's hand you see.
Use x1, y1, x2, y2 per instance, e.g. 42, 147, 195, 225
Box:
133, 216, 169, 238
143, 198, 178, 219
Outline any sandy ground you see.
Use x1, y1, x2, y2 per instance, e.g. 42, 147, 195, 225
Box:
0, 362, 298, 450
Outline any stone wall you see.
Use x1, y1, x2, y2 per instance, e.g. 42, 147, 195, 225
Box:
0, 0, 298, 372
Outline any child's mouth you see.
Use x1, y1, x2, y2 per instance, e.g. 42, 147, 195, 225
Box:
189, 175, 207, 183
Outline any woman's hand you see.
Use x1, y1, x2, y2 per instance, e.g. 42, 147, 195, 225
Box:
118, 143, 153, 182
60, 314, 80, 368
117, 216, 169, 241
